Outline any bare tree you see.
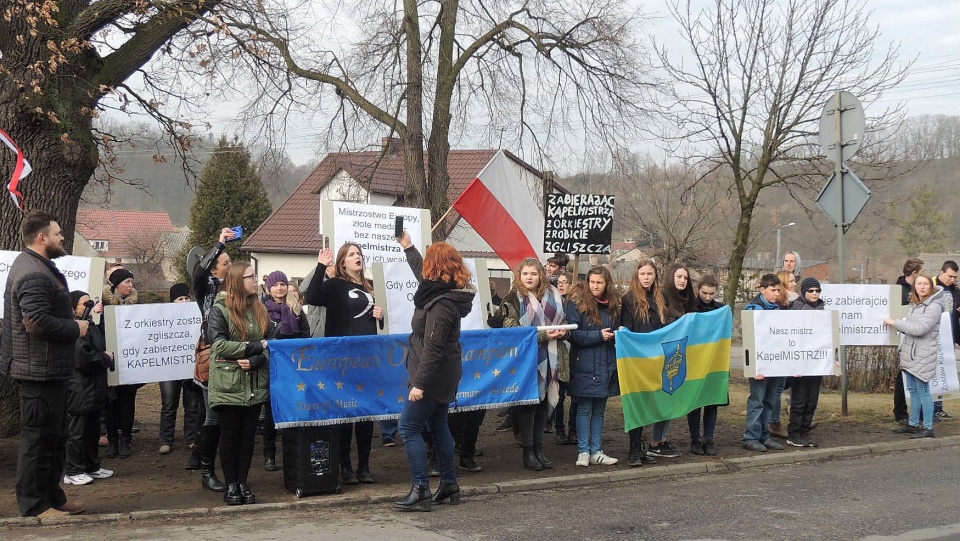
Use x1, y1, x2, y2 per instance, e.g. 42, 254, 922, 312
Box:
655, 0, 911, 305
123, 229, 171, 292
193, 0, 655, 238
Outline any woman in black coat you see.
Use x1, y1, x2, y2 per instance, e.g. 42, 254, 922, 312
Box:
393, 231, 476, 511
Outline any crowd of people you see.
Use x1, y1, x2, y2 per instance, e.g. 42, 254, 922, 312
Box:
2, 211, 954, 517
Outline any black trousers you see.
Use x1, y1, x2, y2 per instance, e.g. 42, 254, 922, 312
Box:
894, 370, 908, 422
216, 403, 262, 484
339, 420, 374, 471
262, 400, 278, 455
105, 384, 139, 442
788, 376, 823, 436
518, 398, 548, 447
65, 410, 102, 475
449, 408, 486, 459
17, 379, 68, 517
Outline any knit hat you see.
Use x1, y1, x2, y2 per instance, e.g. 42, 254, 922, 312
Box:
70, 290, 89, 308
266, 270, 288, 290
108, 268, 134, 292
169, 283, 191, 302
800, 277, 821, 293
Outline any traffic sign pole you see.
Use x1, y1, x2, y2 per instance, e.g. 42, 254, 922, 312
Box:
832, 91, 849, 416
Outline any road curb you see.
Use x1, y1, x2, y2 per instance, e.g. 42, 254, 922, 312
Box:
8, 435, 960, 528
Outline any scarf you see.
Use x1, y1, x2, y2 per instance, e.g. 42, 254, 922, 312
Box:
519, 285, 565, 410
413, 279, 456, 309
265, 298, 300, 337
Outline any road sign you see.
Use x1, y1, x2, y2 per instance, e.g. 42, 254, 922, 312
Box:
815, 169, 871, 231
819, 91, 865, 162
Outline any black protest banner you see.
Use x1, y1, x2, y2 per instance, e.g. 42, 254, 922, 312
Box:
543, 194, 615, 254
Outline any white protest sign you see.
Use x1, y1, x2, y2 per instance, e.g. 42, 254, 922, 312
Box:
105, 303, 202, 385
0, 250, 104, 296
820, 284, 900, 346
375, 258, 489, 334
903, 312, 960, 403
321, 201, 431, 266
741, 310, 839, 377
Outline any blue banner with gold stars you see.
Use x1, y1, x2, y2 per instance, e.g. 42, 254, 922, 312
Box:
267, 327, 540, 428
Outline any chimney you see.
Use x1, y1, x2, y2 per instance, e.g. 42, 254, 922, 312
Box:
381, 137, 402, 155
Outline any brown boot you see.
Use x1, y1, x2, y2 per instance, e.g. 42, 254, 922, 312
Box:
768, 422, 788, 438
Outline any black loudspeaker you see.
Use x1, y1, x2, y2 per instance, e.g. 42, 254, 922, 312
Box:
282, 427, 342, 498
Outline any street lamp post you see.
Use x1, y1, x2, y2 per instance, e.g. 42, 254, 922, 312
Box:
776, 222, 796, 267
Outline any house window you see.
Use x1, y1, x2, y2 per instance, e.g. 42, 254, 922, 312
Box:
91, 240, 108, 251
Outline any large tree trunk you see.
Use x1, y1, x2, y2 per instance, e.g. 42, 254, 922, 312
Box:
0, 77, 97, 436
724, 200, 755, 307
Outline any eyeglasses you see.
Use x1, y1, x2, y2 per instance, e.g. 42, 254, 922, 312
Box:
806, 288, 821, 293
242, 274, 257, 280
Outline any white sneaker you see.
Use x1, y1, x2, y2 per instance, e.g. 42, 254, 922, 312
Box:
63, 473, 94, 485
575, 452, 590, 467
87, 468, 114, 479
589, 451, 618, 465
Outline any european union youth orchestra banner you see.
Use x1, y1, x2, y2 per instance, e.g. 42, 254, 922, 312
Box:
104, 303, 203, 385
741, 310, 839, 377
268, 327, 540, 428
616, 307, 733, 432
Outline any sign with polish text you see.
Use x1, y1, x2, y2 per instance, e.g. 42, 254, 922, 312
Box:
820, 284, 901, 346
543, 193, 614, 254
321, 201, 431, 266
741, 310, 840, 377
105, 303, 203, 385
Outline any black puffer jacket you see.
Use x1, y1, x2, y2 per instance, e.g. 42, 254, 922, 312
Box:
68, 323, 112, 415
404, 246, 476, 403
1, 249, 80, 381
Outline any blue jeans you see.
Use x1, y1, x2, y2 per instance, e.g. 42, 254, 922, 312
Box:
905, 372, 934, 430
652, 419, 671, 443
575, 396, 607, 454
771, 377, 787, 424
743, 377, 783, 444
398, 398, 456, 488
380, 419, 398, 442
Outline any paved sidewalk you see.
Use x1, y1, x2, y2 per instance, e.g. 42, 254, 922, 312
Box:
6, 435, 958, 529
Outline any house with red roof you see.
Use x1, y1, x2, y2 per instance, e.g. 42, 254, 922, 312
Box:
242, 138, 567, 283
75, 209, 180, 290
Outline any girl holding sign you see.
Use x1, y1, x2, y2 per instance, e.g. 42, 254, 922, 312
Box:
207, 262, 277, 505
501, 258, 569, 472
884, 273, 946, 439
305, 242, 384, 485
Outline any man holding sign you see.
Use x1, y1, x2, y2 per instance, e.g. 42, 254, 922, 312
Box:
2, 211, 88, 517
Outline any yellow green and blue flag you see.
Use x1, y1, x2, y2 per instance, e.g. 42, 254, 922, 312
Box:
616, 306, 733, 432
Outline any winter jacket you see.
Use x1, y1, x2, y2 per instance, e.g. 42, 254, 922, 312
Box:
500, 289, 571, 382
896, 275, 912, 307
566, 300, 619, 399
745, 294, 780, 311
790, 296, 825, 311
695, 298, 724, 313
403, 246, 476, 403
67, 323, 111, 415
621, 290, 664, 333
933, 276, 960, 346
207, 293, 276, 408
192, 241, 227, 319
894, 286, 946, 383
1, 249, 81, 382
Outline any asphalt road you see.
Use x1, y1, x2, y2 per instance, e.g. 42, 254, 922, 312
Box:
11, 446, 960, 541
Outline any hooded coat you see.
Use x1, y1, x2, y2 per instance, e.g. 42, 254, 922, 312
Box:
893, 286, 946, 382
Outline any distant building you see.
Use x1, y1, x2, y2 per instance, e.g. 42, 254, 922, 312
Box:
75, 209, 179, 290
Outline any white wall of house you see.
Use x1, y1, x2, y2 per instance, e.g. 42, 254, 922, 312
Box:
249, 253, 318, 286
316, 171, 398, 236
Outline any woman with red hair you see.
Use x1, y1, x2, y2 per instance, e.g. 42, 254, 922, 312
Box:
393, 231, 476, 511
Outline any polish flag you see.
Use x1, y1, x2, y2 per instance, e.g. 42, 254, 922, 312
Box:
0, 128, 30, 210
453, 150, 545, 269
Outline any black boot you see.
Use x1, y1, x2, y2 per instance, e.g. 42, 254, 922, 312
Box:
119, 436, 132, 459
522, 446, 543, 471
627, 428, 643, 467
106, 438, 119, 459
185, 444, 201, 470
199, 425, 225, 492
393, 485, 432, 511
533, 444, 553, 469
224, 483, 242, 505
264, 450, 278, 472
431, 481, 461, 505
640, 439, 657, 464
340, 465, 359, 485
238, 482, 256, 504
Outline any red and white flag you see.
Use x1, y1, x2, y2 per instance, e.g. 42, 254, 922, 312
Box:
0, 128, 30, 210
453, 150, 545, 269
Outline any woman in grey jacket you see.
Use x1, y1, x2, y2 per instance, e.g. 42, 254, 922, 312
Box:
884, 273, 945, 438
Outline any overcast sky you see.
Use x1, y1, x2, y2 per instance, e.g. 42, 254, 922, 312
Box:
134, 1, 960, 168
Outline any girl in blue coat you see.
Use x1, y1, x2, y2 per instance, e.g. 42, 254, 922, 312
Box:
566, 266, 620, 467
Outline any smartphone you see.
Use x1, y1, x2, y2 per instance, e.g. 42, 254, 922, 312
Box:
227, 226, 243, 242
323, 236, 330, 249
394, 216, 403, 238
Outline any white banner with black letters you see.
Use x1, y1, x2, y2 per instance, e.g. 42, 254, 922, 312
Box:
105, 303, 203, 385
742, 310, 839, 377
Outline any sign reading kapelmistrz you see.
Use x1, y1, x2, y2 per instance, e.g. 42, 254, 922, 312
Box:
322, 201, 431, 266
105, 303, 203, 385
543, 193, 614, 254
820, 284, 900, 346
742, 310, 839, 377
